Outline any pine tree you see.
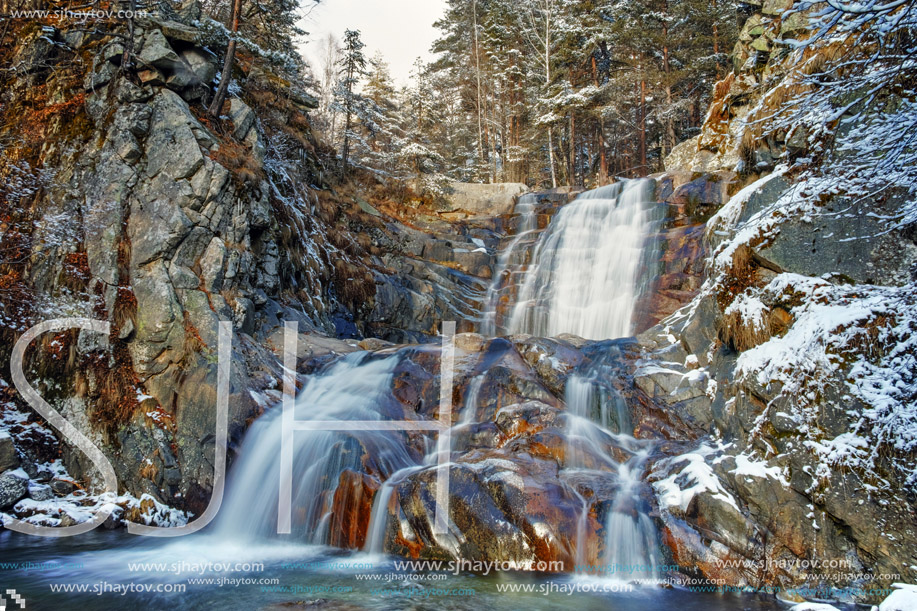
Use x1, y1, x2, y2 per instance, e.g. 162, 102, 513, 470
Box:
334, 29, 368, 173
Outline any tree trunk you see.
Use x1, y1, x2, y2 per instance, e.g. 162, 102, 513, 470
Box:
473, 0, 485, 169
662, 2, 676, 157
639, 79, 647, 177
547, 127, 557, 188
120, 0, 136, 71
208, 0, 243, 118
591, 55, 608, 184
568, 109, 575, 186
342, 109, 352, 173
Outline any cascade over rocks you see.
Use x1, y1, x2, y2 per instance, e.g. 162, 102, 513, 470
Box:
0, 1, 914, 607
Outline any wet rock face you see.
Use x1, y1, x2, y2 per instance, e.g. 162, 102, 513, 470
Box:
631, 171, 741, 333
328, 336, 697, 569
328, 470, 380, 549
387, 451, 586, 568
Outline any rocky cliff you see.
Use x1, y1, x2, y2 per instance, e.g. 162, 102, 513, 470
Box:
0, 6, 506, 521
634, 0, 917, 601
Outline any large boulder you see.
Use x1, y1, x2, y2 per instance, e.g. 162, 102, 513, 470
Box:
442, 182, 529, 216
0, 432, 19, 473
0, 469, 29, 509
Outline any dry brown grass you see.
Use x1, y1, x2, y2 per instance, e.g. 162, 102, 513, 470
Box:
84, 340, 140, 440
738, 39, 854, 165
209, 139, 263, 186
719, 308, 771, 352
61, 252, 90, 290
699, 73, 736, 152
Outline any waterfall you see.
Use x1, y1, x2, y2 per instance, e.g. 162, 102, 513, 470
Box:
460, 373, 486, 425
505, 180, 661, 340
364, 465, 423, 555
564, 375, 660, 581
603, 447, 660, 581
213, 352, 415, 542
480, 193, 539, 336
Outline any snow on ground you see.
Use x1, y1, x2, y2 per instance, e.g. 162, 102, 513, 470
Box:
879, 583, 917, 611
788, 603, 841, 611
1, 391, 189, 528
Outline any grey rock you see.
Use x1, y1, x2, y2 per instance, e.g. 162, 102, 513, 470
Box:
130, 260, 185, 375
440, 182, 528, 215
0, 470, 29, 509
138, 29, 182, 71
165, 67, 196, 90
116, 79, 154, 104
129, 193, 193, 265
151, 19, 200, 43
232, 297, 255, 335
0, 434, 19, 473
168, 263, 200, 289
144, 90, 206, 181
19, 460, 40, 479
50, 478, 76, 495
118, 317, 135, 340
756, 191, 917, 286
179, 48, 217, 85
172, 226, 213, 268
228, 98, 255, 140
199, 237, 226, 292
28, 483, 54, 502
117, 104, 153, 137
101, 41, 125, 64
85, 60, 118, 91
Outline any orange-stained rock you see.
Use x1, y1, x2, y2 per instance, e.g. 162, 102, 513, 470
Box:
328, 469, 381, 549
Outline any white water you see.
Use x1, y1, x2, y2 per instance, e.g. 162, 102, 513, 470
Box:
603, 447, 660, 581
364, 465, 423, 555
564, 375, 660, 581
460, 373, 486, 425
480, 193, 539, 336
197, 183, 663, 566
506, 180, 660, 340
214, 351, 415, 542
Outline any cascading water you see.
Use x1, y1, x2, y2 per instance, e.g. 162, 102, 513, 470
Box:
480, 193, 539, 336
210, 182, 665, 575
364, 465, 423, 555
563, 374, 660, 581
460, 373, 486, 425
505, 180, 661, 340
603, 447, 661, 581
214, 351, 416, 542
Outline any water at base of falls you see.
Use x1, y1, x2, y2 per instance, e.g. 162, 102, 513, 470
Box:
564, 374, 661, 582
504, 180, 661, 341
214, 351, 416, 543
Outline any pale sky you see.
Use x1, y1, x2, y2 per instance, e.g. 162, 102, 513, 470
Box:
300, 0, 448, 87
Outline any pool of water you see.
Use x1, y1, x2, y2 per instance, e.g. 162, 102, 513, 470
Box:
0, 529, 798, 610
